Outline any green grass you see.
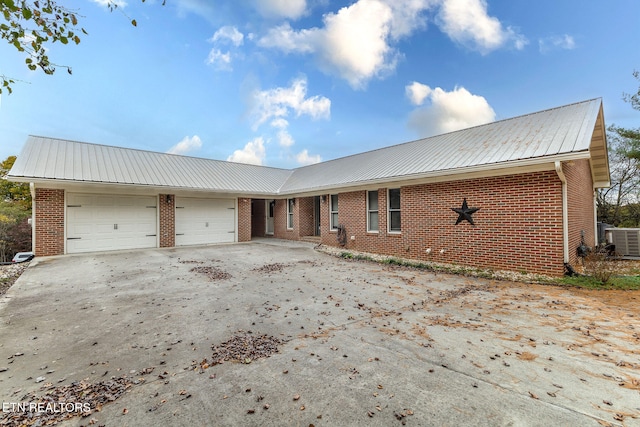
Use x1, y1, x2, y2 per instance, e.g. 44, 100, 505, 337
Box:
557, 274, 640, 290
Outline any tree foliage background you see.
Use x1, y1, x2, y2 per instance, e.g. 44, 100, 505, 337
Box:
597, 72, 640, 227
0, 156, 32, 261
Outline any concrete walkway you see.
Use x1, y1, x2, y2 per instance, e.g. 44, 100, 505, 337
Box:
1, 240, 639, 426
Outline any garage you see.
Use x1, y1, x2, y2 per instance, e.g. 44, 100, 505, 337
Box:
175, 197, 236, 246
66, 193, 158, 254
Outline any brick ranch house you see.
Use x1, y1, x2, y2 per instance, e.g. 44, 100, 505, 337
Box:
7, 99, 610, 276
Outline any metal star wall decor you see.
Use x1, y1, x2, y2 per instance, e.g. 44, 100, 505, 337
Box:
451, 198, 480, 225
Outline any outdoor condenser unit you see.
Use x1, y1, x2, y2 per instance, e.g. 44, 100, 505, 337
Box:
606, 228, 640, 257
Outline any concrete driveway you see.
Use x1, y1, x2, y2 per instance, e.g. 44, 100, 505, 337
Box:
1, 239, 639, 426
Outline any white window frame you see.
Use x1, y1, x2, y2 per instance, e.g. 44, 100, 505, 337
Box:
329, 194, 339, 231
287, 198, 294, 230
367, 190, 379, 233
388, 188, 401, 233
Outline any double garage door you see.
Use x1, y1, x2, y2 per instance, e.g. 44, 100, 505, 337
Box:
66, 193, 235, 254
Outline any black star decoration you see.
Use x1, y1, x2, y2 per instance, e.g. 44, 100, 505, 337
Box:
451, 198, 480, 225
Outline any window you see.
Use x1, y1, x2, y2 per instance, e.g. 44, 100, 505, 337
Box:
287, 199, 294, 229
388, 188, 401, 233
367, 191, 379, 232
330, 194, 339, 231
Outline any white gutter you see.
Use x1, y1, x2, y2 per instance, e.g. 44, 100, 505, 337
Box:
555, 162, 569, 263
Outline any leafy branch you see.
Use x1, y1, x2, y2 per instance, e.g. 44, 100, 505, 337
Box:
0, 0, 162, 94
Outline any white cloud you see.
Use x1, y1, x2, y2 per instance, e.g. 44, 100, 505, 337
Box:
206, 49, 232, 70
247, 78, 329, 165
174, 0, 217, 21
92, 0, 127, 7
167, 135, 203, 155
250, 77, 330, 130
271, 118, 289, 129
206, 26, 244, 71
277, 129, 295, 147
539, 34, 576, 53
254, 0, 308, 20
436, 0, 527, 54
407, 85, 495, 137
227, 137, 266, 165
405, 81, 432, 106
210, 26, 244, 46
259, 0, 435, 89
296, 149, 322, 165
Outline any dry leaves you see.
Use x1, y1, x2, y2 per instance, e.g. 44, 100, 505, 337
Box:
199, 331, 282, 367
190, 266, 231, 281
0, 377, 133, 426
251, 263, 288, 274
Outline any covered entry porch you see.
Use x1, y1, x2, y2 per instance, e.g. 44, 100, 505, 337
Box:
250, 196, 323, 241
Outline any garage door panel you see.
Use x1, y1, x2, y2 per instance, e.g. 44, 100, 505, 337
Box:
66, 193, 157, 254
175, 197, 235, 246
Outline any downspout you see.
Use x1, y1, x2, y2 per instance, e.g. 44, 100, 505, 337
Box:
593, 190, 598, 246
30, 183, 36, 254
555, 162, 569, 264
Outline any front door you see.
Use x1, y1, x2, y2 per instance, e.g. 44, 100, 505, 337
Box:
266, 199, 275, 235
314, 196, 321, 236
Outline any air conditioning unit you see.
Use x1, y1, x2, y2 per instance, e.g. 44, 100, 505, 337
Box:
606, 228, 640, 257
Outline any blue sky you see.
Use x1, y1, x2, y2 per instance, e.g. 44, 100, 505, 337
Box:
1, 0, 639, 168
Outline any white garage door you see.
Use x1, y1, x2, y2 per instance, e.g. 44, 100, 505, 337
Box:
175, 197, 235, 246
66, 193, 158, 254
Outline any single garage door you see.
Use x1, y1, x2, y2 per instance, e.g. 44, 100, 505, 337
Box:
66, 193, 158, 254
175, 197, 235, 246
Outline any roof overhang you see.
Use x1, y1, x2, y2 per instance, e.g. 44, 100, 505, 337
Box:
276, 152, 591, 197
588, 103, 610, 188
9, 150, 595, 199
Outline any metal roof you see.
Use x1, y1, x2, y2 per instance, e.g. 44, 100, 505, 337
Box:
8, 136, 293, 195
280, 98, 608, 194
7, 99, 609, 195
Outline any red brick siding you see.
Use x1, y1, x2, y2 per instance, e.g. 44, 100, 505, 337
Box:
319, 195, 329, 240
317, 172, 566, 275
297, 196, 315, 237
273, 199, 288, 238
34, 188, 65, 256
564, 159, 596, 266
274, 198, 301, 240
237, 198, 251, 242
251, 199, 267, 237
159, 194, 175, 248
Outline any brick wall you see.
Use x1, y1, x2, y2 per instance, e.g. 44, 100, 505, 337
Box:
297, 196, 315, 237
159, 194, 175, 248
34, 188, 65, 256
273, 198, 301, 240
318, 172, 566, 275
564, 159, 596, 266
237, 198, 252, 242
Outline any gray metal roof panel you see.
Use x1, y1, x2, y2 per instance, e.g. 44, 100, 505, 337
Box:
7, 99, 604, 195
279, 99, 603, 193
8, 136, 293, 194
